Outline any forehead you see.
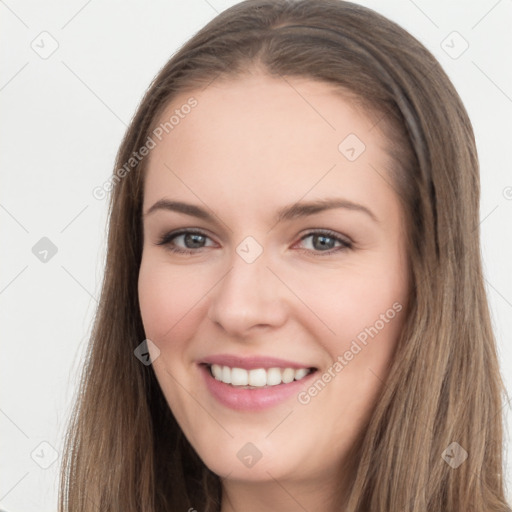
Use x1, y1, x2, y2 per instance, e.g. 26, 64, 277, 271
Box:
143, 73, 396, 224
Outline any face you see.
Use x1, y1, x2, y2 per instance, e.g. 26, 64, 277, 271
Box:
138, 72, 410, 492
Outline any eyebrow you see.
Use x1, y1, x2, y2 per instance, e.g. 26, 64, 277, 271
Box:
144, 197, 379, 225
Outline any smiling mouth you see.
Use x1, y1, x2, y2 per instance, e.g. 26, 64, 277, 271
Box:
203, 363, 317, 389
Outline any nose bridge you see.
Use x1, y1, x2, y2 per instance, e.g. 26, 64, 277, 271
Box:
207, 238, 286, 334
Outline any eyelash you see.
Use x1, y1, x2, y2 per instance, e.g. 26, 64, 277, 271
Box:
155, 229, 352, 257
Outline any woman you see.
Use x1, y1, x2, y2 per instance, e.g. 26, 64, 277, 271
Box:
58, 1, 511, 510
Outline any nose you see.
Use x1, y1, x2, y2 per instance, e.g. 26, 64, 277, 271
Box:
207, 244, 288, 338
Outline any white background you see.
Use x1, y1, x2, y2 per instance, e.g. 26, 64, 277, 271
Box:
1, 0, 511, 510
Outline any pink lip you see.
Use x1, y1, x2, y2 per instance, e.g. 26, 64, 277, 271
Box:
198, 363, 317, 411
199, 353, 316, 370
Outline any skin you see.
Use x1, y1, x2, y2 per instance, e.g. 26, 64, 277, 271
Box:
138, 71, 410, 512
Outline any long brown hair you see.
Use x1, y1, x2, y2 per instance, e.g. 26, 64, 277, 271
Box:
58, 1, 511, 510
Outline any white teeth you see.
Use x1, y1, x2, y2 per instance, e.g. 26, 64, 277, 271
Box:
231, 367, 249, 386
211, 364, 223, 380
282, 368, 295, 384
221, 365, 231, 384
294, 368, 309, 380
248, 368, 267, 387
208, 365, 313, 387
267, 367, 282, 386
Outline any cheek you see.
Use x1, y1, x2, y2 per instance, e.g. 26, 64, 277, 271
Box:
291, 263, 406, 342
290, 260, 408, 387
137, 256, 205, 343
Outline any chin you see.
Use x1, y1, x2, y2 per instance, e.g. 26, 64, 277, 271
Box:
191, 433, 303, 482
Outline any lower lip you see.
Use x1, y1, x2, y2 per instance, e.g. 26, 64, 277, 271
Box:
199, 364, 316, 411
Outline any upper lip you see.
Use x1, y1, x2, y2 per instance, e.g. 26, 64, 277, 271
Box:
199, 354, 317, 371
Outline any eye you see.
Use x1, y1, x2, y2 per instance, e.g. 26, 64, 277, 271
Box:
155, 228, 352, 256
155, 229, 215, 254
295, 229, 352, 256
